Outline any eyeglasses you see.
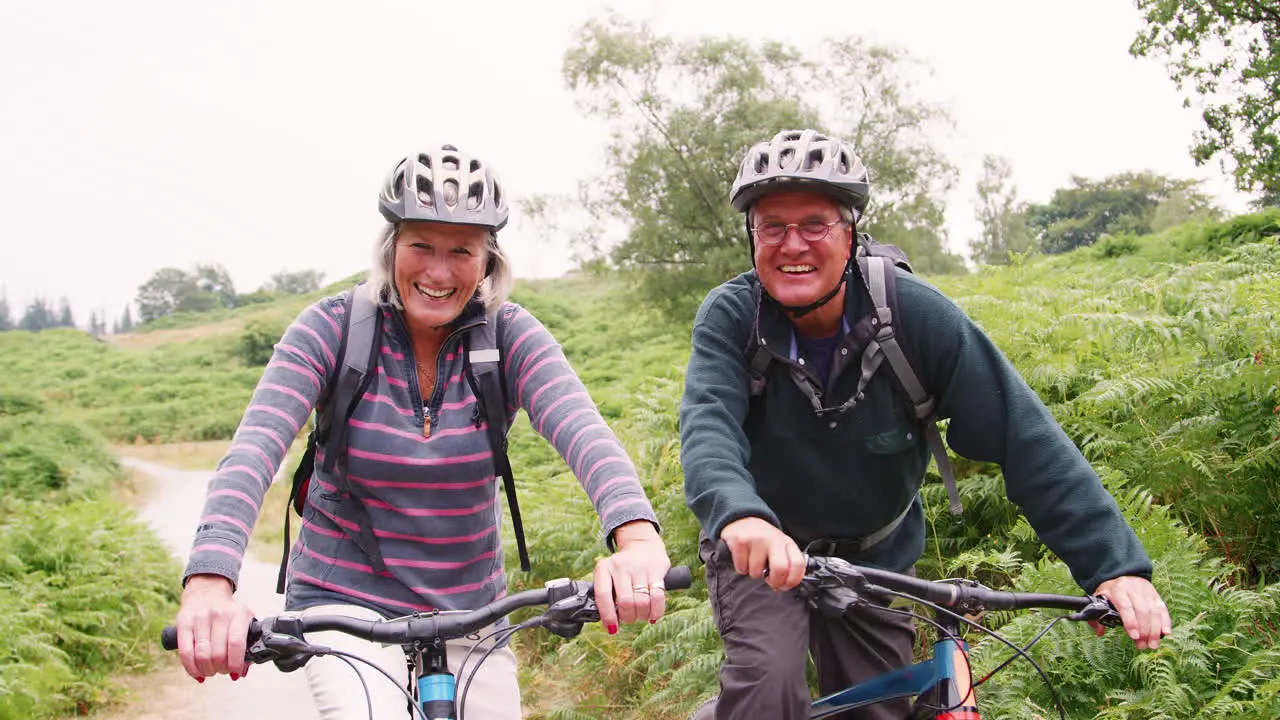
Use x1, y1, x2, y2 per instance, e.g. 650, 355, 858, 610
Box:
752, 219, 846, 245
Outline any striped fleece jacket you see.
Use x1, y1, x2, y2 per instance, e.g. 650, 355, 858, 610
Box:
184, 289, 660, 618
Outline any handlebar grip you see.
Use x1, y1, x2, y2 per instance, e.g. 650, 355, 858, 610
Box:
664, 565, 694, 591
161, 626, 178, 651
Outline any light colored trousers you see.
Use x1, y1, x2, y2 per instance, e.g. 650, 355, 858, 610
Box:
300, 604, 522, 719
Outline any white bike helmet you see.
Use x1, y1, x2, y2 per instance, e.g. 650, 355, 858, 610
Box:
378, 144, 509, 230
730, 130, 870, 219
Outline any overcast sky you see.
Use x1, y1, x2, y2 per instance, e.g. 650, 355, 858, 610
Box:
0, 0, 1259, 326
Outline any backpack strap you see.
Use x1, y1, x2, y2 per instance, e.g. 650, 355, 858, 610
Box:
277, 284, 386, 594
463, 305, 531, 572
860, 256, 963, 516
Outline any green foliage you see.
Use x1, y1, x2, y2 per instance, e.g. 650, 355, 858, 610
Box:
261, 268, 325, 294
1027, 172, 1222, 253
0, 293, 12, 332
0, 395, 180, 719
17, 296, 58, 332
558, 16, 963, 320
238, 318, 284, 366
136, 264, 240, 323
1131, 0, 1280, 195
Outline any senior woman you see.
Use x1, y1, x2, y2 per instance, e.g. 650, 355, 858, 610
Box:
174, 144, 671, 719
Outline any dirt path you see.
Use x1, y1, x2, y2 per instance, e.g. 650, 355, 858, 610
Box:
100, 457, 319, 720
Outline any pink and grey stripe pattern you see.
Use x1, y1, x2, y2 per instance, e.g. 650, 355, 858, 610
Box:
185, 292, 658, 618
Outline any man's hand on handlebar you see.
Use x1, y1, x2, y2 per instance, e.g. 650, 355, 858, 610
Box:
720, 517, 806, 591
1092, 575, 1172, 650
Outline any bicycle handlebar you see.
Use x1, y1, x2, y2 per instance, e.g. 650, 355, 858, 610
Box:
161, 566, 693, 654
803, 555, 1121, 626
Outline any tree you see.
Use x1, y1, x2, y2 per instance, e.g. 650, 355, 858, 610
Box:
1251, 188, 1280, 210
56, 297, 74, 328
87, 310, 107, 337
136, 268, 196, 322
1131, 0, 1280, 194
262, 268, 325, 295
970, 155, 1034, 265
193, 264, 237, 309
119, 305, 135, 333
18, 297, 55, 331
558, 16, 964, 319
1026, 172, 1219, 254
0, 292, 12, 332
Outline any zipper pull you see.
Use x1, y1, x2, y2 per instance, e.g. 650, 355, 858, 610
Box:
423, 404, 432, 438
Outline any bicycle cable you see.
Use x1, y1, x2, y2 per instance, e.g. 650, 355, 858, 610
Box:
321, 648, 430, 720
875, 588, 1068, 720
456, 621, 530, 720
974, 615, 1069, 687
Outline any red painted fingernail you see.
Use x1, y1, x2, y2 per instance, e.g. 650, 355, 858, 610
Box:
608, 624, 618, 635
231, 673, 239, 681
650, 619, 657, 624
196, 677, 205, 684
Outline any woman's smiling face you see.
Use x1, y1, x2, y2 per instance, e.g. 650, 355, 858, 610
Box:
393, 221, 489, 331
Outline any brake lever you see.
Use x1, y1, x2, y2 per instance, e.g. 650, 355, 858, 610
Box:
245, 616, 325, 671
540, 586, 599, 639
1067, 596, 1123, 628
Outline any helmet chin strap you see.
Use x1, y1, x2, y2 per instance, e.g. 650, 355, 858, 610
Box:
770, 259, 852, 318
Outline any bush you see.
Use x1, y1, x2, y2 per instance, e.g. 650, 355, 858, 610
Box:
1096, 233, 1141, 258
238, 318, 284, 366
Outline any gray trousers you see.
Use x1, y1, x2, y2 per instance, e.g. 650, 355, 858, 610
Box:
698, 533, 916, 720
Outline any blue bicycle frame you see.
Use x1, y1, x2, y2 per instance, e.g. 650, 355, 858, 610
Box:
810, 633, 976, 719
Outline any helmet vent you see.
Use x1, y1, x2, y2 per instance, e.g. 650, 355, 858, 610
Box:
418, 154, 432, 170
385, 167, 406, 202
416, 175, 434, 208
779, 148, 795, 168
805, 148, 824, 171
753, 151, 769, 174
837, 151, 850, 173
467, 180, 485, 210
442, 155, 459, 172
470, 159, 481, 173
443, 179, 459, 208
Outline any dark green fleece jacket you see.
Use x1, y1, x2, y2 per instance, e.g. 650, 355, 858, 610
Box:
680, 268, 1152, 593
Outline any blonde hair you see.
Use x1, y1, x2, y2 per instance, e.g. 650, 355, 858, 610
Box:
368, 222, 513, 314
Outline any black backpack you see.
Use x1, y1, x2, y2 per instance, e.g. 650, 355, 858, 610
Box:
745, 235, 962, 550
276, 284, 528, 594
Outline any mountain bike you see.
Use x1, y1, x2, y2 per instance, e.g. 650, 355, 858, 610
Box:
162, 566, 693, 720
691, 555, 1123, 720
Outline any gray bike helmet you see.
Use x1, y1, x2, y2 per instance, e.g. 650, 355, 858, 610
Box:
378, 144, 509, 230
729, 129, 871, 219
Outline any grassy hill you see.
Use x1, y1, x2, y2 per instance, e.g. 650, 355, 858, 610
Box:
0, 210, 1277, 718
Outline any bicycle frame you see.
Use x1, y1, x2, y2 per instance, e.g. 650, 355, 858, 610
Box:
811, 613, 976, 719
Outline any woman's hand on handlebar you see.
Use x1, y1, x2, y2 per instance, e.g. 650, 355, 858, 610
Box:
596, 520, 671, 634
175, 574, 256, 681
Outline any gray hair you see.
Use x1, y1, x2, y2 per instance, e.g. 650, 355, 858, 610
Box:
368, 223, 513, 315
